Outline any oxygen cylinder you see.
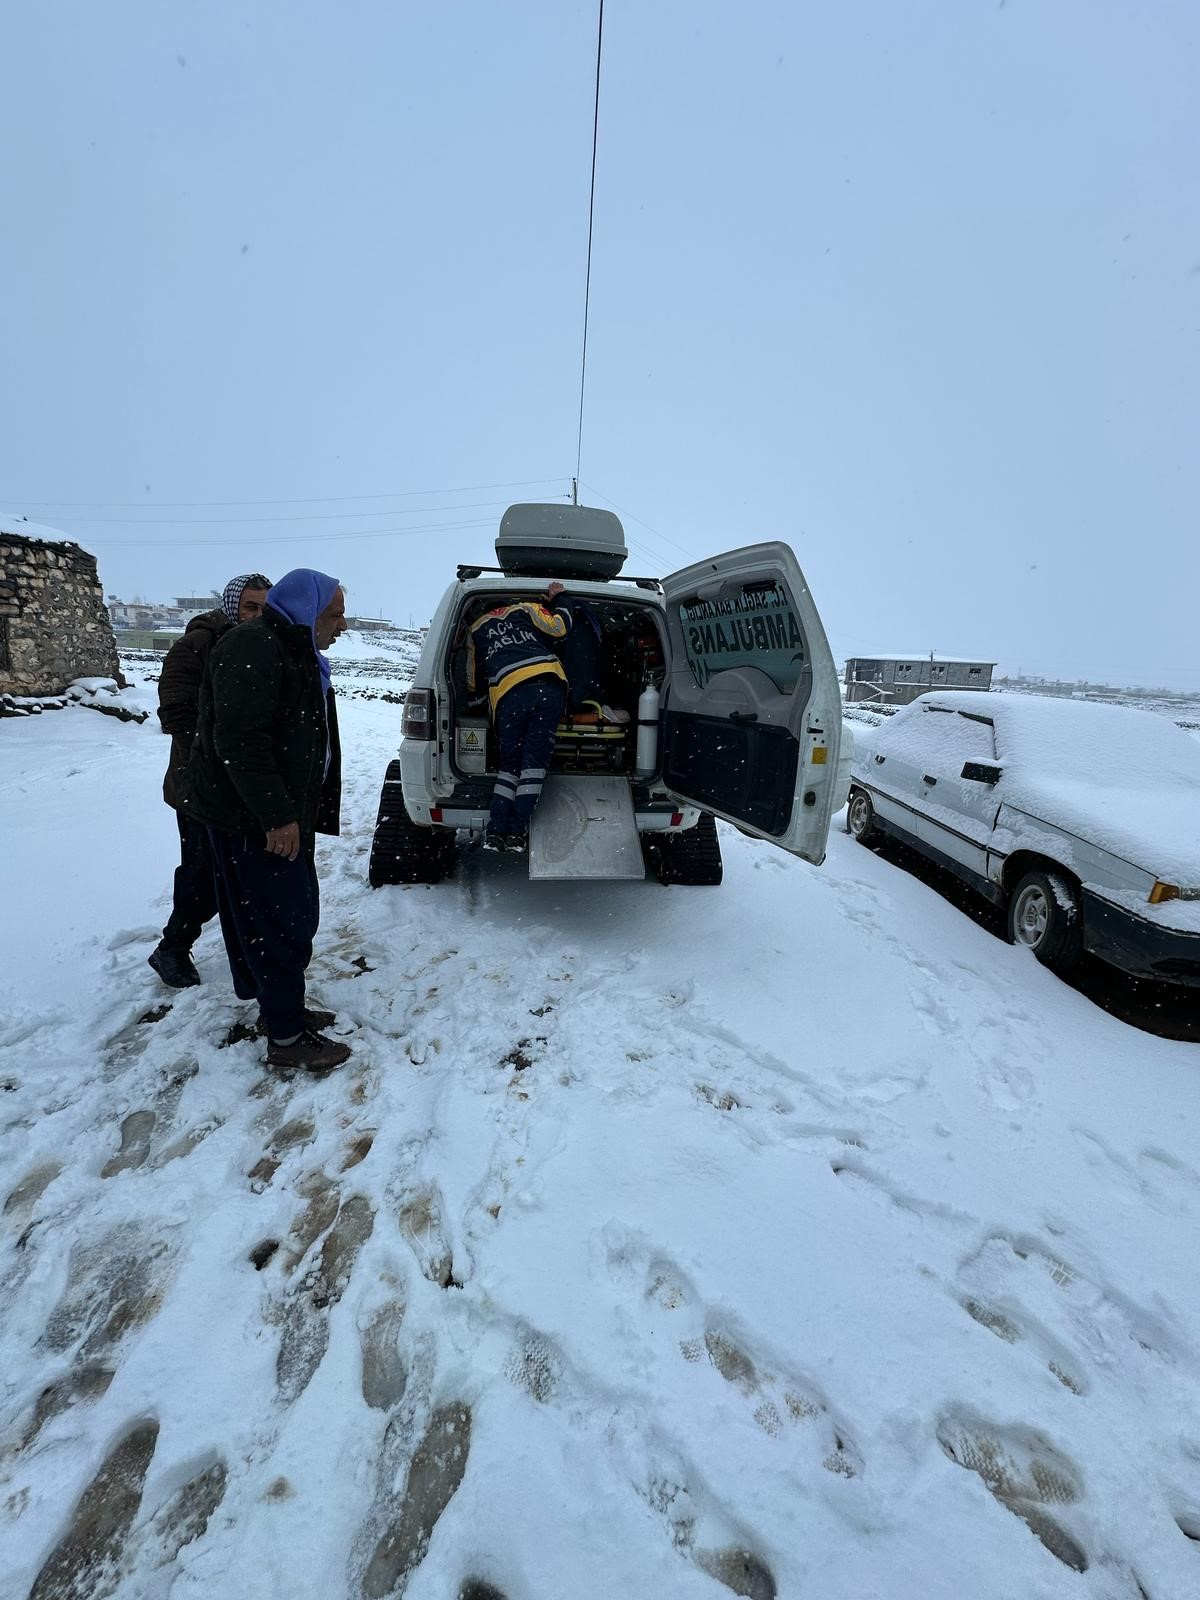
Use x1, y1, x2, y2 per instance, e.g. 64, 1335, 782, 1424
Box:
634, 682, 660, 779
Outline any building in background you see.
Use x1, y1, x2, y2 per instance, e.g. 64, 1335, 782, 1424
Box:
843, 654, 995, 706
0, 523, 121, 695
174, 593, 220, 614
106, 595, 210, 630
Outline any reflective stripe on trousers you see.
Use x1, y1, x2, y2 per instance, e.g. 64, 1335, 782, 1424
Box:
488, 678, 566, 835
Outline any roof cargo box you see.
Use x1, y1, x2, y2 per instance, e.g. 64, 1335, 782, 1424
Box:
496, 503, 627, 580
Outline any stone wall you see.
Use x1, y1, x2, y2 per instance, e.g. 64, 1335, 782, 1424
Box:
0, 533, 122, 696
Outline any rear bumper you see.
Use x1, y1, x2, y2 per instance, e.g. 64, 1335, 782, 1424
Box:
401, 776, 696, 834
1084, 892, 1200, 987
414, 805, 695, 835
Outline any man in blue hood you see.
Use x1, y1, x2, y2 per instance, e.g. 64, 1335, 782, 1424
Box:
182, 569, 351, 1072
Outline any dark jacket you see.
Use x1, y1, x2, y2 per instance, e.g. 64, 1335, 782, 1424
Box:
466, 599, 571, 715
180, 605, 341, 840
158, 608, 232, 809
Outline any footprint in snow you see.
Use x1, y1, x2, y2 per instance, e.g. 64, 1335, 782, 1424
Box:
3, 1159, 62, 1229
101, 1109, 157, 1177
1074, 1128, 1200, 1220
248, 1113, 316, 1189
360, 1297, 409, 1412
128, 1457, 228, 1577
646, 1259, 861, 1475
283, 1170, 342, 1272
98, 1059, 210, 1178
29, 1419, 159, 1600
151, 1116, 222, 1169
342, 1130, 376, 1171
936, 1406, 1088, 1572
958, 1296, 1088, 1396
276, 1194, 375, 1404
362, 1402, 473, 1598
504, 1328, 566, 1405
40, 1224, 176, 1361
958, 1231, 1179, 1367
641, 1464, 777, 1600
1139, 1145, 1200, 1192
1170, 1495, 1200, 1545
102, 1005, 179, 1075
392, 1178, 458, 1288
7, 1364, 114, 1457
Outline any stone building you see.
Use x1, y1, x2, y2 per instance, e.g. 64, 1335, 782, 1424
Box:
0, 525, 122, 696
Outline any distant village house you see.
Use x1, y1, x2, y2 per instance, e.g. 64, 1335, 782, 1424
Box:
844, 653, 995, 706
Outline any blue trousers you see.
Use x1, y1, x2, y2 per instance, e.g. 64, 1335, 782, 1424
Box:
489, 677, 566, 835
206, 827, 320, 1041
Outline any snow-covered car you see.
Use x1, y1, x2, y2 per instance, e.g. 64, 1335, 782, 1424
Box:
368, 503, 847, 886
846, 691, 1200, 986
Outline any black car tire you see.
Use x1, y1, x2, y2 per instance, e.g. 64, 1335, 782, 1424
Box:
1006, 869, 1084, 973
846, 788, 879, 845
645, 811, 723, 886
369, 761, 453, 886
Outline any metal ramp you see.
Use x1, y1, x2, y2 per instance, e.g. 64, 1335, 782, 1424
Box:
527, 775, 645, 880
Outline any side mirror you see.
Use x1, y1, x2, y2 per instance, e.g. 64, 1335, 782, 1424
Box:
961, 761, 1001, 784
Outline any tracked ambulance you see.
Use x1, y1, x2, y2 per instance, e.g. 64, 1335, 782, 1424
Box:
368, 503, 848, 886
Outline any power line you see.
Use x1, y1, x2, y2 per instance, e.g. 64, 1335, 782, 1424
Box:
1, 476, 565, 511
27, 496, 548, 526
86, 516, 499, 549
580, 479, 693, 561
575, 0, 605, 495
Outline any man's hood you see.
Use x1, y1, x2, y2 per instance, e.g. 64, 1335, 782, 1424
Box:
266, 569, 340, 693
266, 570, 339, 636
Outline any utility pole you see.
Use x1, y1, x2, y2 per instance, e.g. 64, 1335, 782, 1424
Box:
571, 477, 579, 506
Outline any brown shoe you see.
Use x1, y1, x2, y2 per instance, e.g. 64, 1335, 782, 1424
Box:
255, 1006, 336, 1037
265, 1028, 351, 1072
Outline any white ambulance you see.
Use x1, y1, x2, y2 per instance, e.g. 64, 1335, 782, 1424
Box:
368, 503, 848, 886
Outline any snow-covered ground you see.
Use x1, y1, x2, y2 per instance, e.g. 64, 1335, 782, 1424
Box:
2, 646, 1199, 1600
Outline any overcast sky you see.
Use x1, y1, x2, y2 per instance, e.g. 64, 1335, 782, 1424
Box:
2, 1, 1196, 687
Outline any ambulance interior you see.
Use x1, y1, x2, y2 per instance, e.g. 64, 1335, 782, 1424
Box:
446, 593, 667, 780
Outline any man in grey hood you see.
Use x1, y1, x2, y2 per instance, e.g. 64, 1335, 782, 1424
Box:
148, 572, 271, 989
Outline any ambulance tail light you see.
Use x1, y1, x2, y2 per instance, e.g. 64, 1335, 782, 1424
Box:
402, 689, 433, 741
430, 807, 444, 823
670, 811, 683, 828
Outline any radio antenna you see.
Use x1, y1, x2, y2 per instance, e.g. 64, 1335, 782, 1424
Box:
574, 0, 605, 495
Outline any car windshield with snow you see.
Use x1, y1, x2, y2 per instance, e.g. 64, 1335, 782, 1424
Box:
847, 691, 1200, 986
368, 503, 848, 886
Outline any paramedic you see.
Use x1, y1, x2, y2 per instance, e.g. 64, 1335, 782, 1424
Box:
467, 582, 572, 851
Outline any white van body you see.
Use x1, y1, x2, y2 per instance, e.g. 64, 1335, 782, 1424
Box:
368, 508, 847, 886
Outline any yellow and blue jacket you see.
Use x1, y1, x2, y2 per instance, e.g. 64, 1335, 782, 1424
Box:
467, 600, 571, 715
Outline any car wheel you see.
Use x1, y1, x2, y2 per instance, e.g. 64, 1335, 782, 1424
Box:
846, 788, 878, 844
1006, 870, 1084, 973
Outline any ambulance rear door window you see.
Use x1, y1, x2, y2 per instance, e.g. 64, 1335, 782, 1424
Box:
678, 580, 807, 691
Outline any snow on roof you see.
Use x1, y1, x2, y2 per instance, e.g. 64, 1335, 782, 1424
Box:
845, 652, 996, 665
0, 512, 80, 547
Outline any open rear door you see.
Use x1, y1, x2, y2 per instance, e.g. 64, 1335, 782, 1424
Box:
659, 542, 842, 865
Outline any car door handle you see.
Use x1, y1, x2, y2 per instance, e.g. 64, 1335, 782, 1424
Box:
729, 711, 759, 723
922, 774, 937, 786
